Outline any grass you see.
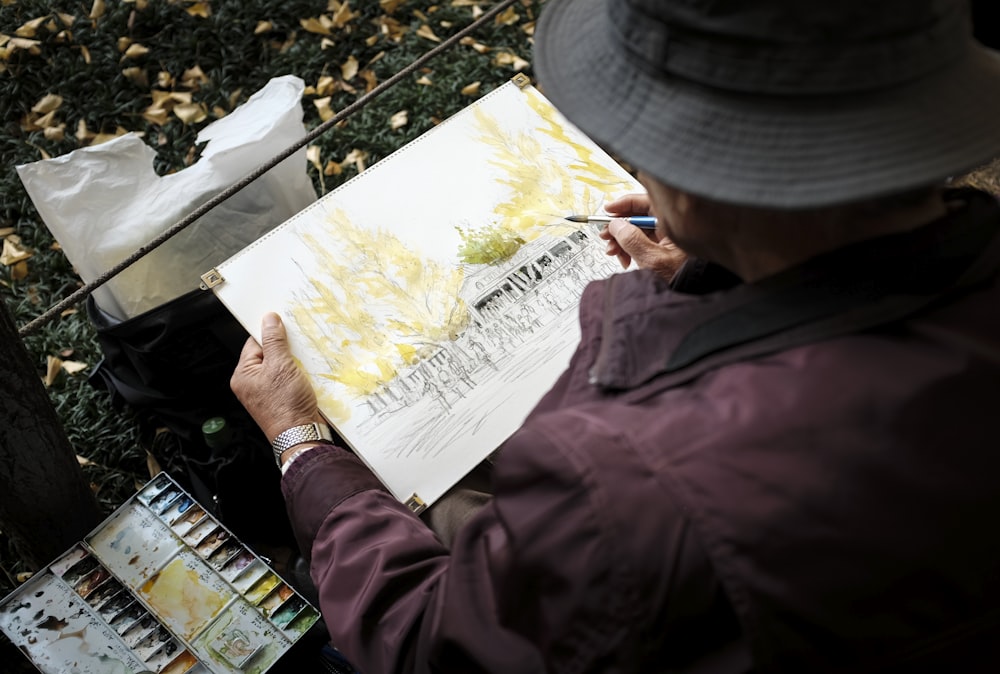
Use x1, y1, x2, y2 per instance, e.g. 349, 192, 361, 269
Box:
0, 0, 535, 603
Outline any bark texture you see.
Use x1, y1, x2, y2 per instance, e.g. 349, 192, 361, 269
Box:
0, 299, 101, 568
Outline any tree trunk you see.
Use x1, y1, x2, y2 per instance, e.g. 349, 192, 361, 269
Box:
0, 299, 101, 568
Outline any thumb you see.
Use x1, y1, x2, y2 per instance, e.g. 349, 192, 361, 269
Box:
260, 312, 292, 361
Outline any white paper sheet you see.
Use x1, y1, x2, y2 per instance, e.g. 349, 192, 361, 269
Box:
211, 81, 642, 507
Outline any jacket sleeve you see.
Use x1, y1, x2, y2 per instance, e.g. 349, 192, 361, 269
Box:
281, 418, 729, 673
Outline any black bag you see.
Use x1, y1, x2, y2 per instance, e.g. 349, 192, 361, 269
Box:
87, 289, 296, 550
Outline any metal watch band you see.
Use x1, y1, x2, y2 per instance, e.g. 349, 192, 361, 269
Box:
271, 422, 334, 465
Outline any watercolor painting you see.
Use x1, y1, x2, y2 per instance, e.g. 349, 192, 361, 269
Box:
212, 82, 643, 506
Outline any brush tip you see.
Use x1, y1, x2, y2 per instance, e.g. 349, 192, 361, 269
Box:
564, 214, 588, 223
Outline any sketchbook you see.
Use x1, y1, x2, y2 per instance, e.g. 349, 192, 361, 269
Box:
204, 75, 643, 510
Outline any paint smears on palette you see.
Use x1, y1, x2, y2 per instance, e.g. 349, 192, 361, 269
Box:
0, 473, 320, 674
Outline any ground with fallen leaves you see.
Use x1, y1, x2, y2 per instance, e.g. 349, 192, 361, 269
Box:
0, 0, 536, 610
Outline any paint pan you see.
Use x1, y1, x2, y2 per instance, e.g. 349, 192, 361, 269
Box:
230, 560, 268, 594
137, 473, 174, 505
96, 588, 134, 620
150, 488, 181, 515
121, 614, 158, 648
171, 505, 207, 536
270, 596, 306, 629
73, 565, 111, 597
257, 584, 288, 616
195, 528, 229, 558
206, 542, 242, 570
182, 518, 218, 547
158, 494, 193, 524
283, 605, 321, 636
110, 602, 146, 635
218, 549, 255, 581
133, 623, 167, 659
49, 545, 89, 577
84, 576, 122, 607
160, 650, 199, 674
58, 554, 98, 585
244, 573, 280, 605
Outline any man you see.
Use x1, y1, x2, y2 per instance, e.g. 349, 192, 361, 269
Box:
232, 0, 1000, 671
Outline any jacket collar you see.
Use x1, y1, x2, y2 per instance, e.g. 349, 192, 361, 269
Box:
589, 190, 1000, 390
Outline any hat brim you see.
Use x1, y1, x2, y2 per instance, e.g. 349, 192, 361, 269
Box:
535, 0, 1000, 208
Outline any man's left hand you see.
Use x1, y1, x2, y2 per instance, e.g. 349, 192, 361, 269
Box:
231, 312, 321, 442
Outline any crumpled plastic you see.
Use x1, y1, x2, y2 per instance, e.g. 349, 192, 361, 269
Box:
17, 74, 317, 320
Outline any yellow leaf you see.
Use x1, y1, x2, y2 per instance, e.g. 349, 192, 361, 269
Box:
415, 24, 440, 42
390, 109, 408, 130
31, 93, 63, 114
460, 80, 481, 96
157, 70, 174, 88
412, 9, 428, 21
460, 36, 489, 54
300, 17, 331, 35
180, 64, 209, 88
331, 1, 356, 28
306, 145, 322, 171
167, 91, 193, 105
44, 124, 66, 141
360, 69, 378, 92
8, 37, 41, 53
34, 110, 59, 129
15, 572, 33, 584
521, 20, 536, 36
316, 75, 336, 96
75, 118, 94, 143
44, 356, 62, 387
57, 12, 76, 27
1, 237, 33, 265
323, 160, 342, 176
121, 66, 148, 86
321, 37, 336, 50
340, 55, 358, 81
495, 6, 519, 26
59, 307, 77, 317
78, 45, 91, 63
173, 102, 207, 124
89, 0, 106, 20
380, 0, 403, 12
185, 2, 210, 18
254, 20, 273, 35
77, 454, 94, 467
16, 16, 48, 38
493, 50, 529, 71
0, 227, 13, 237
416, 75, 432, 86
11, 260, 28, 280
314, 96, 334, 122
472, 5, 483, 19
123, 43, 149, 59
62, 360, 89, 375
342, 148, 368, 172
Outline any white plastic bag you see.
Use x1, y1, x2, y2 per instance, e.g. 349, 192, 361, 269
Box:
17, 75, 316, 320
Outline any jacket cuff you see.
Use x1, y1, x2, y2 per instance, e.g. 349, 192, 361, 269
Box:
280, 444, 386, 560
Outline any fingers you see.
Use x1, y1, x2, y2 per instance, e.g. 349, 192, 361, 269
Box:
605, 193, 651, 217
607, 218, 687, 278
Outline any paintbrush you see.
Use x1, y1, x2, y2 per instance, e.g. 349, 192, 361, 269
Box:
565, 214, 657, 230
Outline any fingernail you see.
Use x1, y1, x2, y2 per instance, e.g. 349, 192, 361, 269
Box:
263, 313, 279, 329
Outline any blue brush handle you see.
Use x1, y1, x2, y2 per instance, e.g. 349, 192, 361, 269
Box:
626, 216, 657, 230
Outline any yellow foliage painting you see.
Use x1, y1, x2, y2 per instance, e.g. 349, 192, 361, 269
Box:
212, 81, 642, 505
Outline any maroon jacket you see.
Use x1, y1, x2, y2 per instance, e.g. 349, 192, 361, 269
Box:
283, 190, 1000, 673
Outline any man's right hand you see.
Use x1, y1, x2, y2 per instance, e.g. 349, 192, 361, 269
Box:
599, 193, 687, 280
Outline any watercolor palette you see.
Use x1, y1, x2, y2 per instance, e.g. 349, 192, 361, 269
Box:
0, 473, 320, 674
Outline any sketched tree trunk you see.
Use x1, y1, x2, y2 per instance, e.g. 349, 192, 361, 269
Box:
0, 300, 101, 567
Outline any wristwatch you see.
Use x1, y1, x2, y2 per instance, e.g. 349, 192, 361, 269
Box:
271, 422, 334, 466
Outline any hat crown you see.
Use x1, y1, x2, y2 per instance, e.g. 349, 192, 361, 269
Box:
612, 0, 973, 94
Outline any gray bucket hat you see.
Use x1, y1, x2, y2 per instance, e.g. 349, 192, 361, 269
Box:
534, 0, 1000, 208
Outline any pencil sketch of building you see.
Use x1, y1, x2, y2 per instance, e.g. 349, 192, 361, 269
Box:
357, 224, 620, 428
